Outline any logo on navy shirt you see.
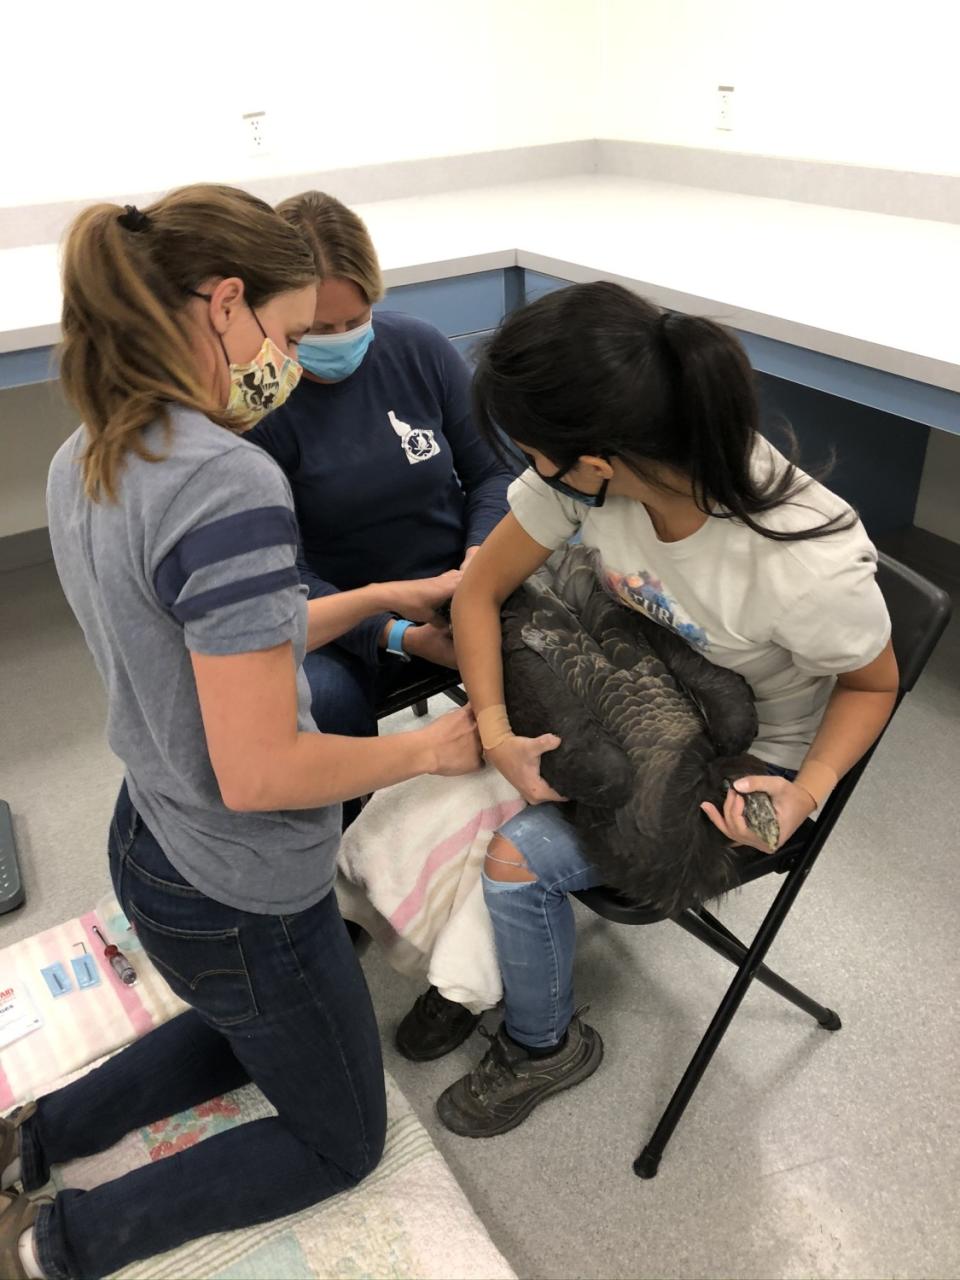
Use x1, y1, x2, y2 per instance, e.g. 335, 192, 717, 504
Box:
388, 410, 441, 465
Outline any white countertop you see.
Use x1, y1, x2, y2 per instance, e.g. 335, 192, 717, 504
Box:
3, 175, 959, 392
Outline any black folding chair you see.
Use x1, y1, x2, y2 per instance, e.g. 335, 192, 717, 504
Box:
376, 667, 467, 721
573, 553, 952, 1179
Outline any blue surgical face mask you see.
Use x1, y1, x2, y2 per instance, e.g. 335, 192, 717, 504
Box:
297, 319, 374, 381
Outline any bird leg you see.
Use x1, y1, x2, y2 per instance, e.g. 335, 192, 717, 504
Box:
721, 779, 780, 850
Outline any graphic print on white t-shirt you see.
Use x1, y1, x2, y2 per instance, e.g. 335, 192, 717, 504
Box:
387, 409, 440, 465
605, 566, 709, 650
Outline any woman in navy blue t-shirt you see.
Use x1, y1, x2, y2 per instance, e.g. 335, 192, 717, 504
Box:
249, 192, 513, 785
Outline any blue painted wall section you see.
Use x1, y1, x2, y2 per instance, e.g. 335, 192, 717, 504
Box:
737, 331, 960, 436
758, 377, 928, 537
523, 271, 573, 304
377, 269, 513, 339
0, 345, 57, 390
382, 267, 526, 369
449, 332, 493, 365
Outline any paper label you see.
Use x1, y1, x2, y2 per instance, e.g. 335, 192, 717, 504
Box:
0, 980, 44, 1049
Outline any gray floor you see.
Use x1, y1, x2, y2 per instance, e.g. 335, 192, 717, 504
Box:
2, 558, 959, 1280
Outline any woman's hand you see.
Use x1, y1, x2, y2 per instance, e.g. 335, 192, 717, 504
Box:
460, 545, 480, 570
485, 733, 567, 805
701, 775, 816, 854
420, 706, 483, 776
403, 623, 458, 669
379, 570, 463, 623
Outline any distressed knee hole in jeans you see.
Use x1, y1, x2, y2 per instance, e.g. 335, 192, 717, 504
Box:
482, 870, 534, 893
483, 839, 537, 885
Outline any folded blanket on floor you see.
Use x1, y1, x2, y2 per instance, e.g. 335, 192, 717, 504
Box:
2, 900, 516, 1280
0, 894, 186, 1110
46, 1060, 514, 1280
336, 771, 525, 1013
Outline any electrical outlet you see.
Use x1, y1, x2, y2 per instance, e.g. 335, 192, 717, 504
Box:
242, 110, 271, 159
715, 85, 734, 132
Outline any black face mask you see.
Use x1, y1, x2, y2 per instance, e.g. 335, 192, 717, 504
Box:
523, 453, 610, 508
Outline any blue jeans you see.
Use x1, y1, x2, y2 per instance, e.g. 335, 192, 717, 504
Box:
303, 645, 379, 739
303, 644, 451, 736
486, 766, 797, 1050
20, 783, 386, 1279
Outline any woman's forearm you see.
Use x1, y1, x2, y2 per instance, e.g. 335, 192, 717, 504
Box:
307, 571, 466, 652
237, 727, 438, 810
305, 585, 392, 651
796, 684, 896, 806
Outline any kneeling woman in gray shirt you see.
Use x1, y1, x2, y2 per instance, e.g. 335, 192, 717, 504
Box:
0, 185, 480, 1280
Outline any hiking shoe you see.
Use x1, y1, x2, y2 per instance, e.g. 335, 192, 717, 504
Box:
0, 1189, 48, 1279
0, 1104, 35, 1189
436, 1011, 603, 1137
395, 986, 480, 1062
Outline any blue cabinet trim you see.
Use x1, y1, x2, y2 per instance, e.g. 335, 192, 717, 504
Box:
377, 269, 509, 339
0, 346, 57, 390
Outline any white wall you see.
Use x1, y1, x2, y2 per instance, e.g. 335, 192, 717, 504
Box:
1, 0, 599, 538
3, 0, 598, 207
598, 0, 960, 174
11, 0, 959, 204
3, 0, 958, 545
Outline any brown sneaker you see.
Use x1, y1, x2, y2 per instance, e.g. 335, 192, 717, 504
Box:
0, 1104, 35, 1188
0, 1189, 46, 1279
436, 1011, 603, 1137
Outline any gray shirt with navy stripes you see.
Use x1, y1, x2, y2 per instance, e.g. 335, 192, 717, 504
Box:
47, 408, 340, 914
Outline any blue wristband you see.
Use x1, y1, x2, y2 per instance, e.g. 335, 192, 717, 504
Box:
386, 619, 414, 661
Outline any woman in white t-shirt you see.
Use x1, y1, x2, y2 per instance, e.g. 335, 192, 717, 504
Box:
428, 280, 897, 1139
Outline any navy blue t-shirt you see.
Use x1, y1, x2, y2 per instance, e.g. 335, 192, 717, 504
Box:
248, 311, 514, 665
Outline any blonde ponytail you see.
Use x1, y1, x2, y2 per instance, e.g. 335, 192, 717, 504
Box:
59, 184, 316, 501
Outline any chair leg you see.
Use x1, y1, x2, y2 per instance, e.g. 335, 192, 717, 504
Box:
444, 685, 468, 707
633, 864, 838, 1180
676, 907, 842, 1029
412, 700, 429, 717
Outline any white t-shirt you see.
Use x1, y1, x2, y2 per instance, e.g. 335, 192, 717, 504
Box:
507, 443, 891, 771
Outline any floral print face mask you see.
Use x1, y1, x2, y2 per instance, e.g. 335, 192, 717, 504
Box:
223, 330, 301, 421
192, 290, 302, 422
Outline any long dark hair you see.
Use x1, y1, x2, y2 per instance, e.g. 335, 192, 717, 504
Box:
472, 281, 854, 541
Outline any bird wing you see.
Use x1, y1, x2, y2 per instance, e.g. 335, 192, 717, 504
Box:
501, 586, 633, 806
630, 613, 759, 757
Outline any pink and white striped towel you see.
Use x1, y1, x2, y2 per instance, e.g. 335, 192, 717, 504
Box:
336, 772, 525, 1013
0, 895, 186, 1110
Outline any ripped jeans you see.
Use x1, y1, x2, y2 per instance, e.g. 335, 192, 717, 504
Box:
483, 804, 603, 1049
485, 765, 796, 1049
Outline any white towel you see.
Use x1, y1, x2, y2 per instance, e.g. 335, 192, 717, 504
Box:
336, 771, 525, 1013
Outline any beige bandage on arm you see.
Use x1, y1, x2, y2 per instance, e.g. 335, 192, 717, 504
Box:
794, 759, 839, 810
476, 704, 513, 752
